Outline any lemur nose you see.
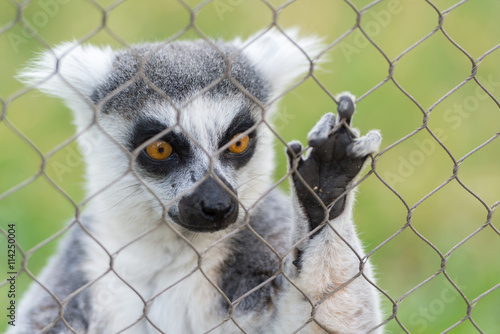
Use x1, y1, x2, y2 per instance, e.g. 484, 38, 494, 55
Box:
177, 175, 239, 232
201, 201, 235, 222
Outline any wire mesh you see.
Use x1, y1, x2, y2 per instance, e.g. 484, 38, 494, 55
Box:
1, 0, 499, 333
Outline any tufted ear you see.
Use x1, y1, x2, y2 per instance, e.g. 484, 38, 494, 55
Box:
238, 28, 325, 103
18, 42, 115, 128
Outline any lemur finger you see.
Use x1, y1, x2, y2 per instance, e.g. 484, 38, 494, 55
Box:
337, 92, 356, 125
286, 140, 304, 165
347, 130, 382, 158
307, 113, 336, 147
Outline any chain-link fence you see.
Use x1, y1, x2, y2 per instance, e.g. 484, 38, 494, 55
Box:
1, 0, 500, 333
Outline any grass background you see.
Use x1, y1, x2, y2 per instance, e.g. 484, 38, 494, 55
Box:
1, 0, 499, 332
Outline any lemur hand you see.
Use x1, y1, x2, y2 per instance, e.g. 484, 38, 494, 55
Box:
286, 93, 381, 232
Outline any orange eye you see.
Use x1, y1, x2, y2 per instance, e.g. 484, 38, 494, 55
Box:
145, 140, 173, 160
228, 134, 250, 154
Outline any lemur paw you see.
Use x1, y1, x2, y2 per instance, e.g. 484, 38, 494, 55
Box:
286, 93, 381, 232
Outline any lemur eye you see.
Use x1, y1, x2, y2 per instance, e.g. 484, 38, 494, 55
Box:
228, 134, 250, 154
145, 140, 173, 160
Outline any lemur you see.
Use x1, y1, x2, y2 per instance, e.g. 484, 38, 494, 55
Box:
13, 29, 383, 333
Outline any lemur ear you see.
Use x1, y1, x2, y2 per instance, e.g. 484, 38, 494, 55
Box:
18, 42, 115, 128
239, 28, 325, 102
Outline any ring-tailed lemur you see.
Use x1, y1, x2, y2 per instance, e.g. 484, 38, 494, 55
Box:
14, 29, 383, 333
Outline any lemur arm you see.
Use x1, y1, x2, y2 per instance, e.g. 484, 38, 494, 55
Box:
274, 93, 383, 333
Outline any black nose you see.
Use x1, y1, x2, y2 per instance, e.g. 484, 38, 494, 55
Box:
201, 200, 235, 222
178, 176, 239, 232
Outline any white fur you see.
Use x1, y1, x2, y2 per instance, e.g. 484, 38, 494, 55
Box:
17, 42, 114, 131
273, 192, 383, 333
238, 28, 324, 102
348, 130, 382, 158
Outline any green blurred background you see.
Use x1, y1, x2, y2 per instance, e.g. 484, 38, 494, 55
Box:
1, 0, 499, 332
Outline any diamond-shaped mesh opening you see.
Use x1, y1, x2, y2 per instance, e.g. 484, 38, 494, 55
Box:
1, 0, 499, 333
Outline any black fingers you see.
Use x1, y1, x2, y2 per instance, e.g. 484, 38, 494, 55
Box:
337, 94, 355, 125
308, 113, 335, 148
286, 142, 303, 163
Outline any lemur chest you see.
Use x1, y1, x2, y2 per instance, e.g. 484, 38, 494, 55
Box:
84, 234, 262, 333
84, 217, 284, 333
89, 266, 229, 333
147, 270, 229, 333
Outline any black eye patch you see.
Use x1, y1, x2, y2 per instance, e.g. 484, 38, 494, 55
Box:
129, 112, 258, 175
129, 119, 192, 175
219, 111, 258, 169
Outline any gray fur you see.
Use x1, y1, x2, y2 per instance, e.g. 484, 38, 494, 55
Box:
17, 224, 91, 333
90, 41, 269, 114
219, 190, 292, 314
307, 112, 335, 147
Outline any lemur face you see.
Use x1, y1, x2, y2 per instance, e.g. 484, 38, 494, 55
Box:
120, 97, 267, 233
91, 42, 275, 233
19, 29, 322, 234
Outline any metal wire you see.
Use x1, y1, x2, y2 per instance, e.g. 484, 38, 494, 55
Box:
1, 0, 499, 333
